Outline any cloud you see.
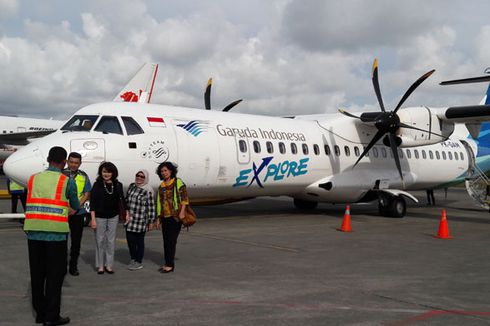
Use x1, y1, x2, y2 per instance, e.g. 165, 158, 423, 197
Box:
0, 0, 18, 20
281, 0, 434, 52
0, 0, 489, 120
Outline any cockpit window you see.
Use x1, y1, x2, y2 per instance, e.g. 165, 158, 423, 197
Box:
61, 115, 99, 132
94, 116, 123, 135
122, 116, 144, 135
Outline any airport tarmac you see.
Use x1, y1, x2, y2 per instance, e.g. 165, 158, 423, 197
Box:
1, 179, 490, 325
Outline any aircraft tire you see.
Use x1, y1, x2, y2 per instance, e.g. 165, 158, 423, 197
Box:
293, 198, 318, 210
378, 195, 406, 218
388, 196, 406, 218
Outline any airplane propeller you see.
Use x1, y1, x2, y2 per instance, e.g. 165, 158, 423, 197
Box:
204, 78, 243, 112
339, 59, 437, 183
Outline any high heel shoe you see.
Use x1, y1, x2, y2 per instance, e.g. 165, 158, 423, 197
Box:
160, 267, 174, 273
104, 267, 114, 274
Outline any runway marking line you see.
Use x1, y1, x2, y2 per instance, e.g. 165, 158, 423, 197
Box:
389, 309, 490, 325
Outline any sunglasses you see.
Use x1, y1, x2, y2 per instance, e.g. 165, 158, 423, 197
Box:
136, 174, 145, 179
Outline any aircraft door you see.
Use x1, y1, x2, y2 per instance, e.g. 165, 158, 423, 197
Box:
173, 119, 220, 186
235, 135, 250, 164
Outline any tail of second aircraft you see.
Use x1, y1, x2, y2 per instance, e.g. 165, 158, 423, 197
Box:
473, 83, 490, 171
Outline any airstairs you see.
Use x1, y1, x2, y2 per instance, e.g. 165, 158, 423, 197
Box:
465, 163, 490, 210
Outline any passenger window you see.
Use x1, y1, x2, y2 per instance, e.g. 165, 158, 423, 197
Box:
381, 147, 387, 158
414, 150, 419, 159
334, 145, 341, 156
94, 116, 123, 135
422, 150, 426, 159
460, 152, 464, 160
448, 151, 453, 160
279, 142, 286, 154
364, 146, 369, 157
266, 141, 274, 154
373, 147, 379, 158
442, 151, 446, 160
344, 146, 350, 157
239, 140, 247, 153
291, 143, 298, 154
398, 149, 403, 158
253, 141, 261, 153
406, 149, 411, 159
429, 150, 434, 160
122, 116, 144, 135
324, 144, 331, 156
354, 146, 360, 156
61, 115, 99, 132
313, 144, 320, 155
302, 143, 309, 155
454, 152, 458, 160
436, 151, 440, 160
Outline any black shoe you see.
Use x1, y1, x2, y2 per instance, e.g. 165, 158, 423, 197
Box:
69, 268, 79, 276
43, 316, 70, 326
36, 315, 45, 324
104, 267, 114, 274
97, 269, 104, 274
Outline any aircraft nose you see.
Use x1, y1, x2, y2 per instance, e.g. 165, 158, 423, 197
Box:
3, 145, 46, 186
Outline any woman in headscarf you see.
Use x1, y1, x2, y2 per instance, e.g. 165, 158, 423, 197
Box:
125, 169, 156, 270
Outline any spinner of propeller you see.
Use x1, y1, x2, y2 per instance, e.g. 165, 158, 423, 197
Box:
339, 59, 440, 184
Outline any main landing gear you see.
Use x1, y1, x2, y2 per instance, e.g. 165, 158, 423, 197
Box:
378, 193, 406, 218
293, 198, 318, 210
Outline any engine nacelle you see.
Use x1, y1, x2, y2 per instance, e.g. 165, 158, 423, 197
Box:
396, 107, 454, 147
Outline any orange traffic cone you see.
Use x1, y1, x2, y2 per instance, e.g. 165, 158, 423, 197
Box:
435, 209, 452, 239
337, 205, 352, 232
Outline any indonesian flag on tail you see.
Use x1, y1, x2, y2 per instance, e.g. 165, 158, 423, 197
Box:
147, 117, 166, 127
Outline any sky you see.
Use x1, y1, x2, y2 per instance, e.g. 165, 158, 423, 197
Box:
0, 0, 490, 119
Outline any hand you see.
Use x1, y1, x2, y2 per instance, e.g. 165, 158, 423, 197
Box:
68, 208, 76, 216
155, 219, 161, 230
90, 219, 96, 230
179, 208, 186, 221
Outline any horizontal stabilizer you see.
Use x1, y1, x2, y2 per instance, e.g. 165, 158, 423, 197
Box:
440, 75, 490, 85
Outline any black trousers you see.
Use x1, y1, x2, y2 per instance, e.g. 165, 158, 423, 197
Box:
11, 192, 26, 213
68, 214, 84, 269
162, 218, 182, 267
27, 239, 67, 322
126, 231, 146, 263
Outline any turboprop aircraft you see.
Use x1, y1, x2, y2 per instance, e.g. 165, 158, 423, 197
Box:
4, 59, 490, 217
0, 63, 159, 167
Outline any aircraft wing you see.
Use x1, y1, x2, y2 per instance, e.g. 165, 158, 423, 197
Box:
0, 130, 56, 145
113, 63, 159, 104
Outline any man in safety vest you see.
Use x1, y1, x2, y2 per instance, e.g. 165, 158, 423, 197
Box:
24, 146, 79, 326
7, 178, 27, 213
62, 152, 91, 276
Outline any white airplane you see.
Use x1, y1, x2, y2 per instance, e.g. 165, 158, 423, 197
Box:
4, 60, 490, 218
0, 63, 159, 166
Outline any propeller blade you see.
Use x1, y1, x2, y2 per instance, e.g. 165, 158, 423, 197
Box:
223, 99, 243, 112
338, 108, 362, 119
354, 129, 385, 167
393, 69, 435, 114
388, 132, 404, 183
372, 59, 386, 112
204, 78, 212, 110
398, 122, 448, 139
